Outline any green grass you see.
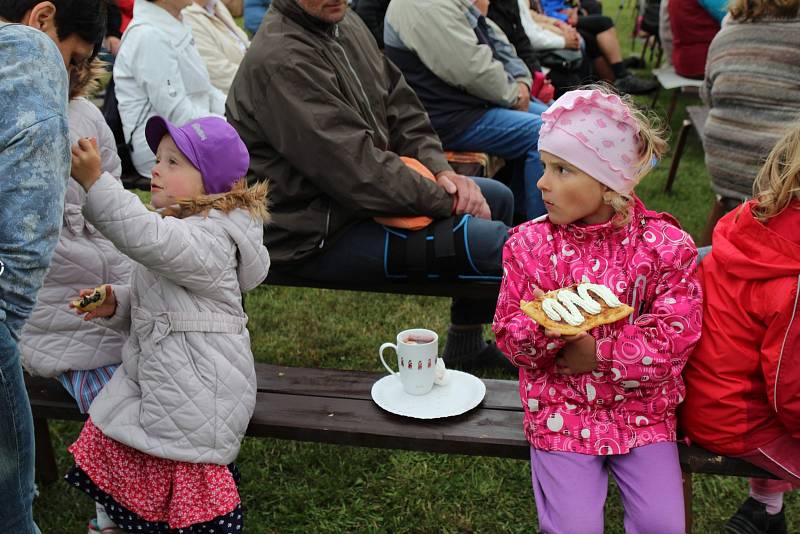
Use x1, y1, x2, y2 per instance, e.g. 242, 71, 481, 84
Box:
33, 8, 799, 534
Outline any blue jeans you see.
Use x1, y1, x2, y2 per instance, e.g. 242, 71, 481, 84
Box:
0, 321, 39, 533
283, 177, 513, 325
447, 101, 549, 221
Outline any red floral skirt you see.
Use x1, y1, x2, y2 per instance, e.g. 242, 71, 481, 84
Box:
68, 418, 240, 529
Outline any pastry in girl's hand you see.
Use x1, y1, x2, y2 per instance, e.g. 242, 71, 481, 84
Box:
520, 283, 634, 335
71, 285, 108, 312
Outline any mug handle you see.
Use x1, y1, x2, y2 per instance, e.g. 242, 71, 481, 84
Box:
379, 342, 398, 375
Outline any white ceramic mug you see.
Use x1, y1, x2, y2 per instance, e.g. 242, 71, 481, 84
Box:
379, 328, 439, 395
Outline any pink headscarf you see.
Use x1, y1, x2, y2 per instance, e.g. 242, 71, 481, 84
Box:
538, 89, 643, 194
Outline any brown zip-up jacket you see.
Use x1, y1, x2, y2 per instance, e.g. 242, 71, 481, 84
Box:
226, 0, 454, 265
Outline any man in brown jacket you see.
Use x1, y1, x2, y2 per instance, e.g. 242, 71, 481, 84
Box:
226, 0, 514, 368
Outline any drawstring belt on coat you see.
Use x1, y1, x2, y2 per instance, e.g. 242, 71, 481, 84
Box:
132, 307, 248, 353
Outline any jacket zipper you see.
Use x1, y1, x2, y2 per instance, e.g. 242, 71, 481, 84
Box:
331, 26, 384, 143
319, 204, 331, 249
774, 273, 800, 412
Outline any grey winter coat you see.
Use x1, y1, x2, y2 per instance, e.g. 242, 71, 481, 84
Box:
85, 174, 270, 464
21, 98, 132, 378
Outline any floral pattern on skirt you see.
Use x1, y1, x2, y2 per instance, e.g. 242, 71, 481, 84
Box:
68, 418, 241, 529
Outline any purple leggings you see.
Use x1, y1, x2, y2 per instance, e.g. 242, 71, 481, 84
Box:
530, 442, 685, 534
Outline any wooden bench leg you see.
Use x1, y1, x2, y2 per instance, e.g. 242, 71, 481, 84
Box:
34, 417, 58, 485
639, 35, 650, 63
650, 85, 662, 110
666, 89, 680, 126
683, 469, 693, 534
665, 118, 692, 193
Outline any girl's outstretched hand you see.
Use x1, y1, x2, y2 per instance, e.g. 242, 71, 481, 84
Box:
71, 137, 102, 191
69, 285, 118, 321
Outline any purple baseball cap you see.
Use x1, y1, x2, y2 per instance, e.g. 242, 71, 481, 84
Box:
145, 116, 249, 195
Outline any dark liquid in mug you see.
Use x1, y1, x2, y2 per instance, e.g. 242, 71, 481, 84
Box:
402, 334, 435, 345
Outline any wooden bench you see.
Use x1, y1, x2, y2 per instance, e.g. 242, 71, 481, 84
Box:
27, 363, 776, 533
444, 151, 505, 179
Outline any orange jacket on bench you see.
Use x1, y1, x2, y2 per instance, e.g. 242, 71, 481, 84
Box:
682, 201, 800, 455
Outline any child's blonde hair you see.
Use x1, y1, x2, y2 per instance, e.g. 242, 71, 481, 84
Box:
729, 0, 799, 21
69, 57, 106, 100
752, 123, 800, 223
158, 179, 271, 222
583, 84, 668, 226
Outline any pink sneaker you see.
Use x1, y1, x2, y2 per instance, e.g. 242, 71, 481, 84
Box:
87, 517, 125, 534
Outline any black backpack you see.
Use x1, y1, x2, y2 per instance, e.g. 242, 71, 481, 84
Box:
101, 77, 148, 189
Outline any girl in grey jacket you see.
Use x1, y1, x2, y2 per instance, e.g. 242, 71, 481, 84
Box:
64, 115, 270, 534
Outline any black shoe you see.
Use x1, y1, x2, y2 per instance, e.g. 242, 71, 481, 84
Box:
444, 341, 517, 373
622, 56, 647, 70
614, 73, 659, 95
724, 498, 787, 534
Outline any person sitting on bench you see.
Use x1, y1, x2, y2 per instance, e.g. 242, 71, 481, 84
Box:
536, 0, 658, 94
384, 0, 550, 221
682, 124, 800, 534
226, 0, 516, 370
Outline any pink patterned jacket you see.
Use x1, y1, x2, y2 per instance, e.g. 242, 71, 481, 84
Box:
493, 199, 702, 455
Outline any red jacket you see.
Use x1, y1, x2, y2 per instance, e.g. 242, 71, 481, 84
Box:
668, 0, 719, 79
682, 201, 800, 455
119, 0, 134, 33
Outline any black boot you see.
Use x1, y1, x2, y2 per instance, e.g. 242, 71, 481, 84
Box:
614, 73, 659, 95
442, 327, 516, 373
724, 497, 788, 534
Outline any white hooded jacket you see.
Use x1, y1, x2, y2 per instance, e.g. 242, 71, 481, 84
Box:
114, 0, 227, 178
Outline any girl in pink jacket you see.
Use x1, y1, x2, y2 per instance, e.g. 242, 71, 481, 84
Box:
493, 87, 703, 534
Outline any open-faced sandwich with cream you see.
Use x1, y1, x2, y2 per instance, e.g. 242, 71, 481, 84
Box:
520, 283, 634, 335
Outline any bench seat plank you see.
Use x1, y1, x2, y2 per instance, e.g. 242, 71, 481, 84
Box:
249, 392, 529, 459
254, 364, 522, 411
27, 364, 778, 479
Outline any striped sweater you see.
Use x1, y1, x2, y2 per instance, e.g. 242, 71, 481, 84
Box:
701, 17, 800, 200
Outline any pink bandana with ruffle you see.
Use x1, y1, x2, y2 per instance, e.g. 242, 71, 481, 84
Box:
538, 89, 642, 194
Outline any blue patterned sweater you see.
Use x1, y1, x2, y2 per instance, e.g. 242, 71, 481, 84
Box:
0, 23, 70, 340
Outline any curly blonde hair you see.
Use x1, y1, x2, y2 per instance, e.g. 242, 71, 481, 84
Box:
729, 0, 799, 21
579, 84, 668, 226
68, 57, 107, 100
751, 123, 800, 223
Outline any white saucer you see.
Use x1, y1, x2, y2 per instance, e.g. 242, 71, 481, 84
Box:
370, 370, 486, 419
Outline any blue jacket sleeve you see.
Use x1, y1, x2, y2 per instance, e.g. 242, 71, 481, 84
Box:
0, 24, 69, 338
540, 0, 570, 20
244, 0, 270, 34
698, 0, 727, 22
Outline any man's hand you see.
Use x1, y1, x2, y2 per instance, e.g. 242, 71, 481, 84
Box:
71, 137, 102, 191
553, 18, 570, 29
106, 36, 121, 56
436, 170, 491, 219
565, 30, 581, 49
514, 81, 531, 112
